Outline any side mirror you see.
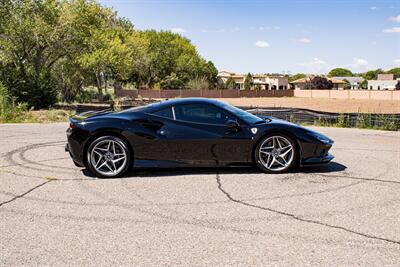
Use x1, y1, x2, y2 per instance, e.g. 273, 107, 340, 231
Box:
226, 119, 240, 131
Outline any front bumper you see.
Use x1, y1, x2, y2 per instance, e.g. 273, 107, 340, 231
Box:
300, 153, 334, 166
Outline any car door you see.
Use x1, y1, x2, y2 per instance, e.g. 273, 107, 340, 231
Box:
170, 103, 251, 165
131, 106, 179, 163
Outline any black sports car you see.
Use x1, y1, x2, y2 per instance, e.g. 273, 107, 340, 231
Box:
66, 98, 334, 178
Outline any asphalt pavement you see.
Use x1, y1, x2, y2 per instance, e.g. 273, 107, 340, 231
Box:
0, 123, 399, 266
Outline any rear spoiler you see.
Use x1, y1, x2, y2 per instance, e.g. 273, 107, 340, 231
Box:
69, 109, 113, 123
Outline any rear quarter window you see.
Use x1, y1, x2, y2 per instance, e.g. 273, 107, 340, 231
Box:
152, 107, 173, 119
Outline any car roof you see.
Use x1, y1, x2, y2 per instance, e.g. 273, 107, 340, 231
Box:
144, 98, 222, 112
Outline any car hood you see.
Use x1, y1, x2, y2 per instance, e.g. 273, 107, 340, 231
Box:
256, 115, 333, 143
256, 115, 298, 126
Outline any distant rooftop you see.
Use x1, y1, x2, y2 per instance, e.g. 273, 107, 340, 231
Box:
291, 77, 346, 84
332, 76, 364, 84
218, 71, 286, 78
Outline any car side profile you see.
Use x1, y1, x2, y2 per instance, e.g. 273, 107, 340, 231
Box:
66, 98, 334, 178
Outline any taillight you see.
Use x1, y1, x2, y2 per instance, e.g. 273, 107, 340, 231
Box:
69, 123, 77, 129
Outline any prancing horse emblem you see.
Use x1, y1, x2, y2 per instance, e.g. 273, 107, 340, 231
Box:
251, 128, 258, 134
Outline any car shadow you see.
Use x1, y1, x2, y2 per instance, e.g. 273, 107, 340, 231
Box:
81, 162, 347, 179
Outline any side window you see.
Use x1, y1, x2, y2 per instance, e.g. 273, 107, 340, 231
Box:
152, 107, 173, 119
174, 104, 232, 124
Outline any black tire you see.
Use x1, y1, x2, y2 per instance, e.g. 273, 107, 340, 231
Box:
86, 135, 131, 178
254, 133, 298, 174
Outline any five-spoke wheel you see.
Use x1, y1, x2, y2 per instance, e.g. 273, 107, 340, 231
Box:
87, 136, 131, 178
255, 134, 297, 173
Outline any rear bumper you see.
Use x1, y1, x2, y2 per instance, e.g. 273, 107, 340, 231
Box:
66, 136, 86, 167
300, 153, 334, 166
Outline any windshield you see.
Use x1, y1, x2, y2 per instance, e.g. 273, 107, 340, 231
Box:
217, 102, 264, 125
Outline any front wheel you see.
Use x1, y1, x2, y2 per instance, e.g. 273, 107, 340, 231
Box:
87, 136, 131, 178
255, 134, 297, 173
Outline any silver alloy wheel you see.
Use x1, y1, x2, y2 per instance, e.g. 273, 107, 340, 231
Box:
259, 136, 294, 172
89, 139, 128, 177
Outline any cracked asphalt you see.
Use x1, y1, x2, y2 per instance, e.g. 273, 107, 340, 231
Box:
0, 123, 399, 266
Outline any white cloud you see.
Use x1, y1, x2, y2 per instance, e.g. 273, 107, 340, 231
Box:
273, 26, 281, 30
255, 41, 270, 48
300, 58, 327, 66
298, 37, 311, 43
259, 26, 272, 31
230, 27, 240, 32
345, 58, 369, 69
298, 58, 327, 73
371, 41, 377, 45
353, 58, 368, 67
171, 27, 186, 33
383, 27, 400, 33
394, 59, 400, 65
370, 6, 377, 10
389, 15, 400, 23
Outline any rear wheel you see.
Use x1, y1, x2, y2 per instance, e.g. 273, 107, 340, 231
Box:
255, 134, 297, 173
87, 136, 131, 178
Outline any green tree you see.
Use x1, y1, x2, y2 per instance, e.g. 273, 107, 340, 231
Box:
0, 0, 134, 106
243, 73, 253, 90
159, 73, 184, 89
359, 80, 368, 89
328, 68, 353, 77
186, 76, 209, 90
131, 30, 217, 89
386, 68, 400, 79
225, 77, 236, 89
363, 69, 384, 80
342, 79, 351, 89
289, 73, 306, 82
0, 0, 218, 107
0, 0, 65, 108
305, 76, 333, 89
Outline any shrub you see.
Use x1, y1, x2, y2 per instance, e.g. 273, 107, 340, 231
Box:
336, 113, 350, 128
356, 114, 372, 128
159, 73, 184, 89
243, 73, 253, 90
186, 76, 209, 90
74, 90, 115, 103
0, 82, 32, 123
225, 77, 237, 89
376, 114, 397, 131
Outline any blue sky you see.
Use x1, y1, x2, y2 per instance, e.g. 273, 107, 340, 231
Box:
100, 0, 400, 74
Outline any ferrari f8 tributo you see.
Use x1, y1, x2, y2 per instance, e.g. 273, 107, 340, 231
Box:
66, 98, 334, 178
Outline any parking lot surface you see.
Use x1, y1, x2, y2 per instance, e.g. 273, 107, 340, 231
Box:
0, 123, 399, 266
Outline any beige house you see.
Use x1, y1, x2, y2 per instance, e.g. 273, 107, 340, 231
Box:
291, 77, 346, 90
217, 71, 289, 90
367, 74, 399, 90
332, 76, 364, 90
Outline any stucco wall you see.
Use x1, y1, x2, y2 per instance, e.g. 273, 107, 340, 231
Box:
116, 89, 399, 101
294, 90, 400, 101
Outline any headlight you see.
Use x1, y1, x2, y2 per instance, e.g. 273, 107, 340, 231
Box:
308, 131, 333, 144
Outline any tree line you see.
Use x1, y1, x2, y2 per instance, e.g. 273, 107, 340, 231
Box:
0, 0, 218, 109
288, 67, 400, 90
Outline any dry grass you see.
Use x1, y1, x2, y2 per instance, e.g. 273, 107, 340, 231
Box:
0, 109, 74, 123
